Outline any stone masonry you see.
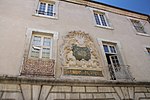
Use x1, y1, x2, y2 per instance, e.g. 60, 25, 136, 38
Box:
0, 76, 150, 100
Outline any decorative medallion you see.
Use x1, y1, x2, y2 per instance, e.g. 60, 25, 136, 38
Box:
60, 31, 103, 77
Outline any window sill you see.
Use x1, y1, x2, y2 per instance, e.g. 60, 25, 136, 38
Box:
33, 14, 58, 20
136, 32, 150, 37
105, 52, 117, 55
95, 25, 114, 30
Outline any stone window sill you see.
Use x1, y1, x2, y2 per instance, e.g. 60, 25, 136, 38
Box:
95, 25, 114, 30
33, 14, 58, 20
136, 32, 150, 37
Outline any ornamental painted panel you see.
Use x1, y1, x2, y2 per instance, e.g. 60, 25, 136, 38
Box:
60, 31, 103, 77
21, 58, 55, 77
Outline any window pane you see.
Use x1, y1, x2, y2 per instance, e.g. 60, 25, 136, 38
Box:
42, 48, 50, 58
134, 21, 145, 33
110, 46, 116, 53
99, 14, 107, 26
94, 13, 101, 25
131, 20, 145, 33
31, 48, 40, 58
147, 48, 150, 54
43, 37, 51, 46
136, 26, 145, 33
33, 36, 41, 46
103, 45, 109, 53
47, 4, 54, 16
38, 2, 46, 15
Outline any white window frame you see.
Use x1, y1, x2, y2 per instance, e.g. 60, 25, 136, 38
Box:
29, 34, 53, 59
89, 8, 113, 30
127, 17, 150, 37
25, 28, 59, 60
103, 43, 117, 55
38, 1, 55, 16
130, 19, 145, 33
34, 0, 59, 19
97, 38, 127, 80
94, 11, 109, 27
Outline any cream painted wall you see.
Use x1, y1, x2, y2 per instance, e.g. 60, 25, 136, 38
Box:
0, 0, 150, 81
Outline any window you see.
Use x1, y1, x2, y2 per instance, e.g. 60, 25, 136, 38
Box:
37, 1, 55, 17
100, 41, 133, 80
102, 43, 120, 80
94, 11, 109, 27
103, 44, 117, 54
30, 33, 52, 59
21, 29, 58, 77
146, 48, 150, 55
130, 19, 145, 33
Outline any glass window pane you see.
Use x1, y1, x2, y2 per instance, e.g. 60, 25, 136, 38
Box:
131, 20, 145, 33
33, 36, 41, 46
113, 47, 116, 53
47, 4, 54, 16
147, 48, 150, 54
43, 37, 51, 46
134, 21, 144, 33
115, 56, 118, 60
136, 26, 145, 33
110, 46, 116, 53
31, 48, 40, 58
99, 14, 107, 26
103, 45, 109, 53
42, 48, 50, 58
94, 13, 101, 25
38, 2, 46, 15
116, 59, 119, 65
111, 56, 115, 60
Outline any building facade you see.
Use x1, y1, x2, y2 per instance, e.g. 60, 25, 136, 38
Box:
0, 0, 150, 99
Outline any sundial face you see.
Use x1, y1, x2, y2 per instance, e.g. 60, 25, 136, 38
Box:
72, 44, 91, 61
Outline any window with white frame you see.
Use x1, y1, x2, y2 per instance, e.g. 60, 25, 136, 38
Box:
103, 44, 117, 54
37, 1, 55, 17
29, 33, 52, 59
102, 43, 120, 80
130, 19, 146, 33
94, 11, 109, 27
21, 29, 58, 77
